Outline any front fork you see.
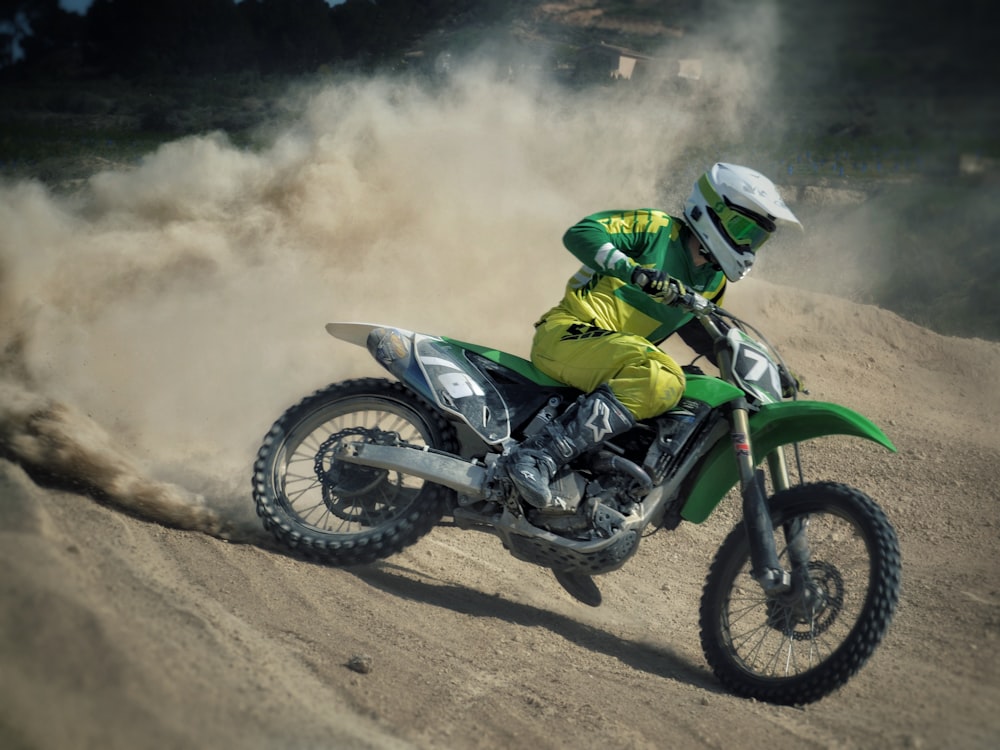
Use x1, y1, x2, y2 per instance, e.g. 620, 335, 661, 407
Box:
730, 406, 809, 596
768, 447, 814, 575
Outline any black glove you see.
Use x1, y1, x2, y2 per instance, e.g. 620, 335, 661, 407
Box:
780, 367, 806, 398
630, 266, 667, 294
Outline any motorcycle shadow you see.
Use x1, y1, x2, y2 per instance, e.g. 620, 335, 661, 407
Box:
349, 561, 722, 695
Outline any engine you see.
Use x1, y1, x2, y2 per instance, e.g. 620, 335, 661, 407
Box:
528, 449, 652, 537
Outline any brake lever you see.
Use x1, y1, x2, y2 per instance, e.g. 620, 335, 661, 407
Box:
652, 282, 716, 317
673, 289, 715, 317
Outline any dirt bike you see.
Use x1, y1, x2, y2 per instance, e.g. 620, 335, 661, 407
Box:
252, 284, 901, 705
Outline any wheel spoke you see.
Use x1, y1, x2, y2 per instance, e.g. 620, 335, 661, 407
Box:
253, 380, 457, 568
720, 506, 875, 679
269, 396, 439, 536
699, 482, 900, 704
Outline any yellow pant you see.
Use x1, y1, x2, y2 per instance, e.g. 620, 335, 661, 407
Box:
531, 312, 686, 420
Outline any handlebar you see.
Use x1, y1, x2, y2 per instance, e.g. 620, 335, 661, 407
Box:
652, 280, 808, 398
654, 281, 718, 318
676, 289, 717, 317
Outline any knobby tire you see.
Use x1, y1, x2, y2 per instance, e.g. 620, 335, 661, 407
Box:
699, 481, 901, 705
252, 378, 459, 566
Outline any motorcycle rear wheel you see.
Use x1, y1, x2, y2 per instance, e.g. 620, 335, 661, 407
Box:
252, 378, 459, 565
699, 481, 901, 705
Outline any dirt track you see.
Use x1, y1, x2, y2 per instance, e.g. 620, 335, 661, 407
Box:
1, 43, 999, 745
2, 276, 999, 750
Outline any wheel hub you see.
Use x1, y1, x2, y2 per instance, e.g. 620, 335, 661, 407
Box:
767, 560, 845, 639
315, 428, 402, 522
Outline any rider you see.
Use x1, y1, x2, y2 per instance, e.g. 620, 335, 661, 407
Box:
506, 163, 803, 511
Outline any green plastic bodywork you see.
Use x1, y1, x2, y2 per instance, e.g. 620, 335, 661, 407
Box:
442, 337, 566, 386
441, 338, 895, 526
680, 374, 745, 406
679, 400, 897, 523
443, 341, 748, 401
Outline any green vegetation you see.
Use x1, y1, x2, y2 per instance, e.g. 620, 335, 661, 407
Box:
0, 71, 286, 182
2, 0, 500, 76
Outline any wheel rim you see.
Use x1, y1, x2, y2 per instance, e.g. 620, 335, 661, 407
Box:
721, 509, 873, 680
273, 397, 434, 535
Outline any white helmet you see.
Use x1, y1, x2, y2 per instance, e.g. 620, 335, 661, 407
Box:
683, 163, 801, 281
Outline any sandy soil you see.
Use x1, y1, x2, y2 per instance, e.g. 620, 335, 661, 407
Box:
2, 274, 998, 750
2, 19, 998, 740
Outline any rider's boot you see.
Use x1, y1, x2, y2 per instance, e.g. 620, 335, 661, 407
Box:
507, 384, 635, 510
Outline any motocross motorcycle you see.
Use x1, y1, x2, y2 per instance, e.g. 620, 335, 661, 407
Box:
252, 284, 901, 705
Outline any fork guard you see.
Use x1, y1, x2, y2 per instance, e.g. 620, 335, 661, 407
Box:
680, 401, 897, 524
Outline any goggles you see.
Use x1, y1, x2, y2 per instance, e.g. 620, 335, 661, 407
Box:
698, 175, 774, 252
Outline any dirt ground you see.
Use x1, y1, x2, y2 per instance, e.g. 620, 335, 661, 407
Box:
1, 20, 998, 740
2, 273, 998, 750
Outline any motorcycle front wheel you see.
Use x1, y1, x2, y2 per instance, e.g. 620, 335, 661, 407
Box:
252, 378, 459, 566
699, 481, 901, 705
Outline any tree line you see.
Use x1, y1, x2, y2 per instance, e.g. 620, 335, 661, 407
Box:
1, 0, 496, 77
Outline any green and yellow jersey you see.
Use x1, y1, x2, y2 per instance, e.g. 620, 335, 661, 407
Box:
545, 209, 726, 345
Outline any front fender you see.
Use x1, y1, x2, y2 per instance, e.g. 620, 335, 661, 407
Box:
679, 401, 896, 524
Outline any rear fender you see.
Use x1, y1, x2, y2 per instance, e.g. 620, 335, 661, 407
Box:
679, 401, 896, 524
326, 322, 512, 444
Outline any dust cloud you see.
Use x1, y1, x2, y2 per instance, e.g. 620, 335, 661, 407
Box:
0, 5, 883, 534
0, 381, 223, 533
